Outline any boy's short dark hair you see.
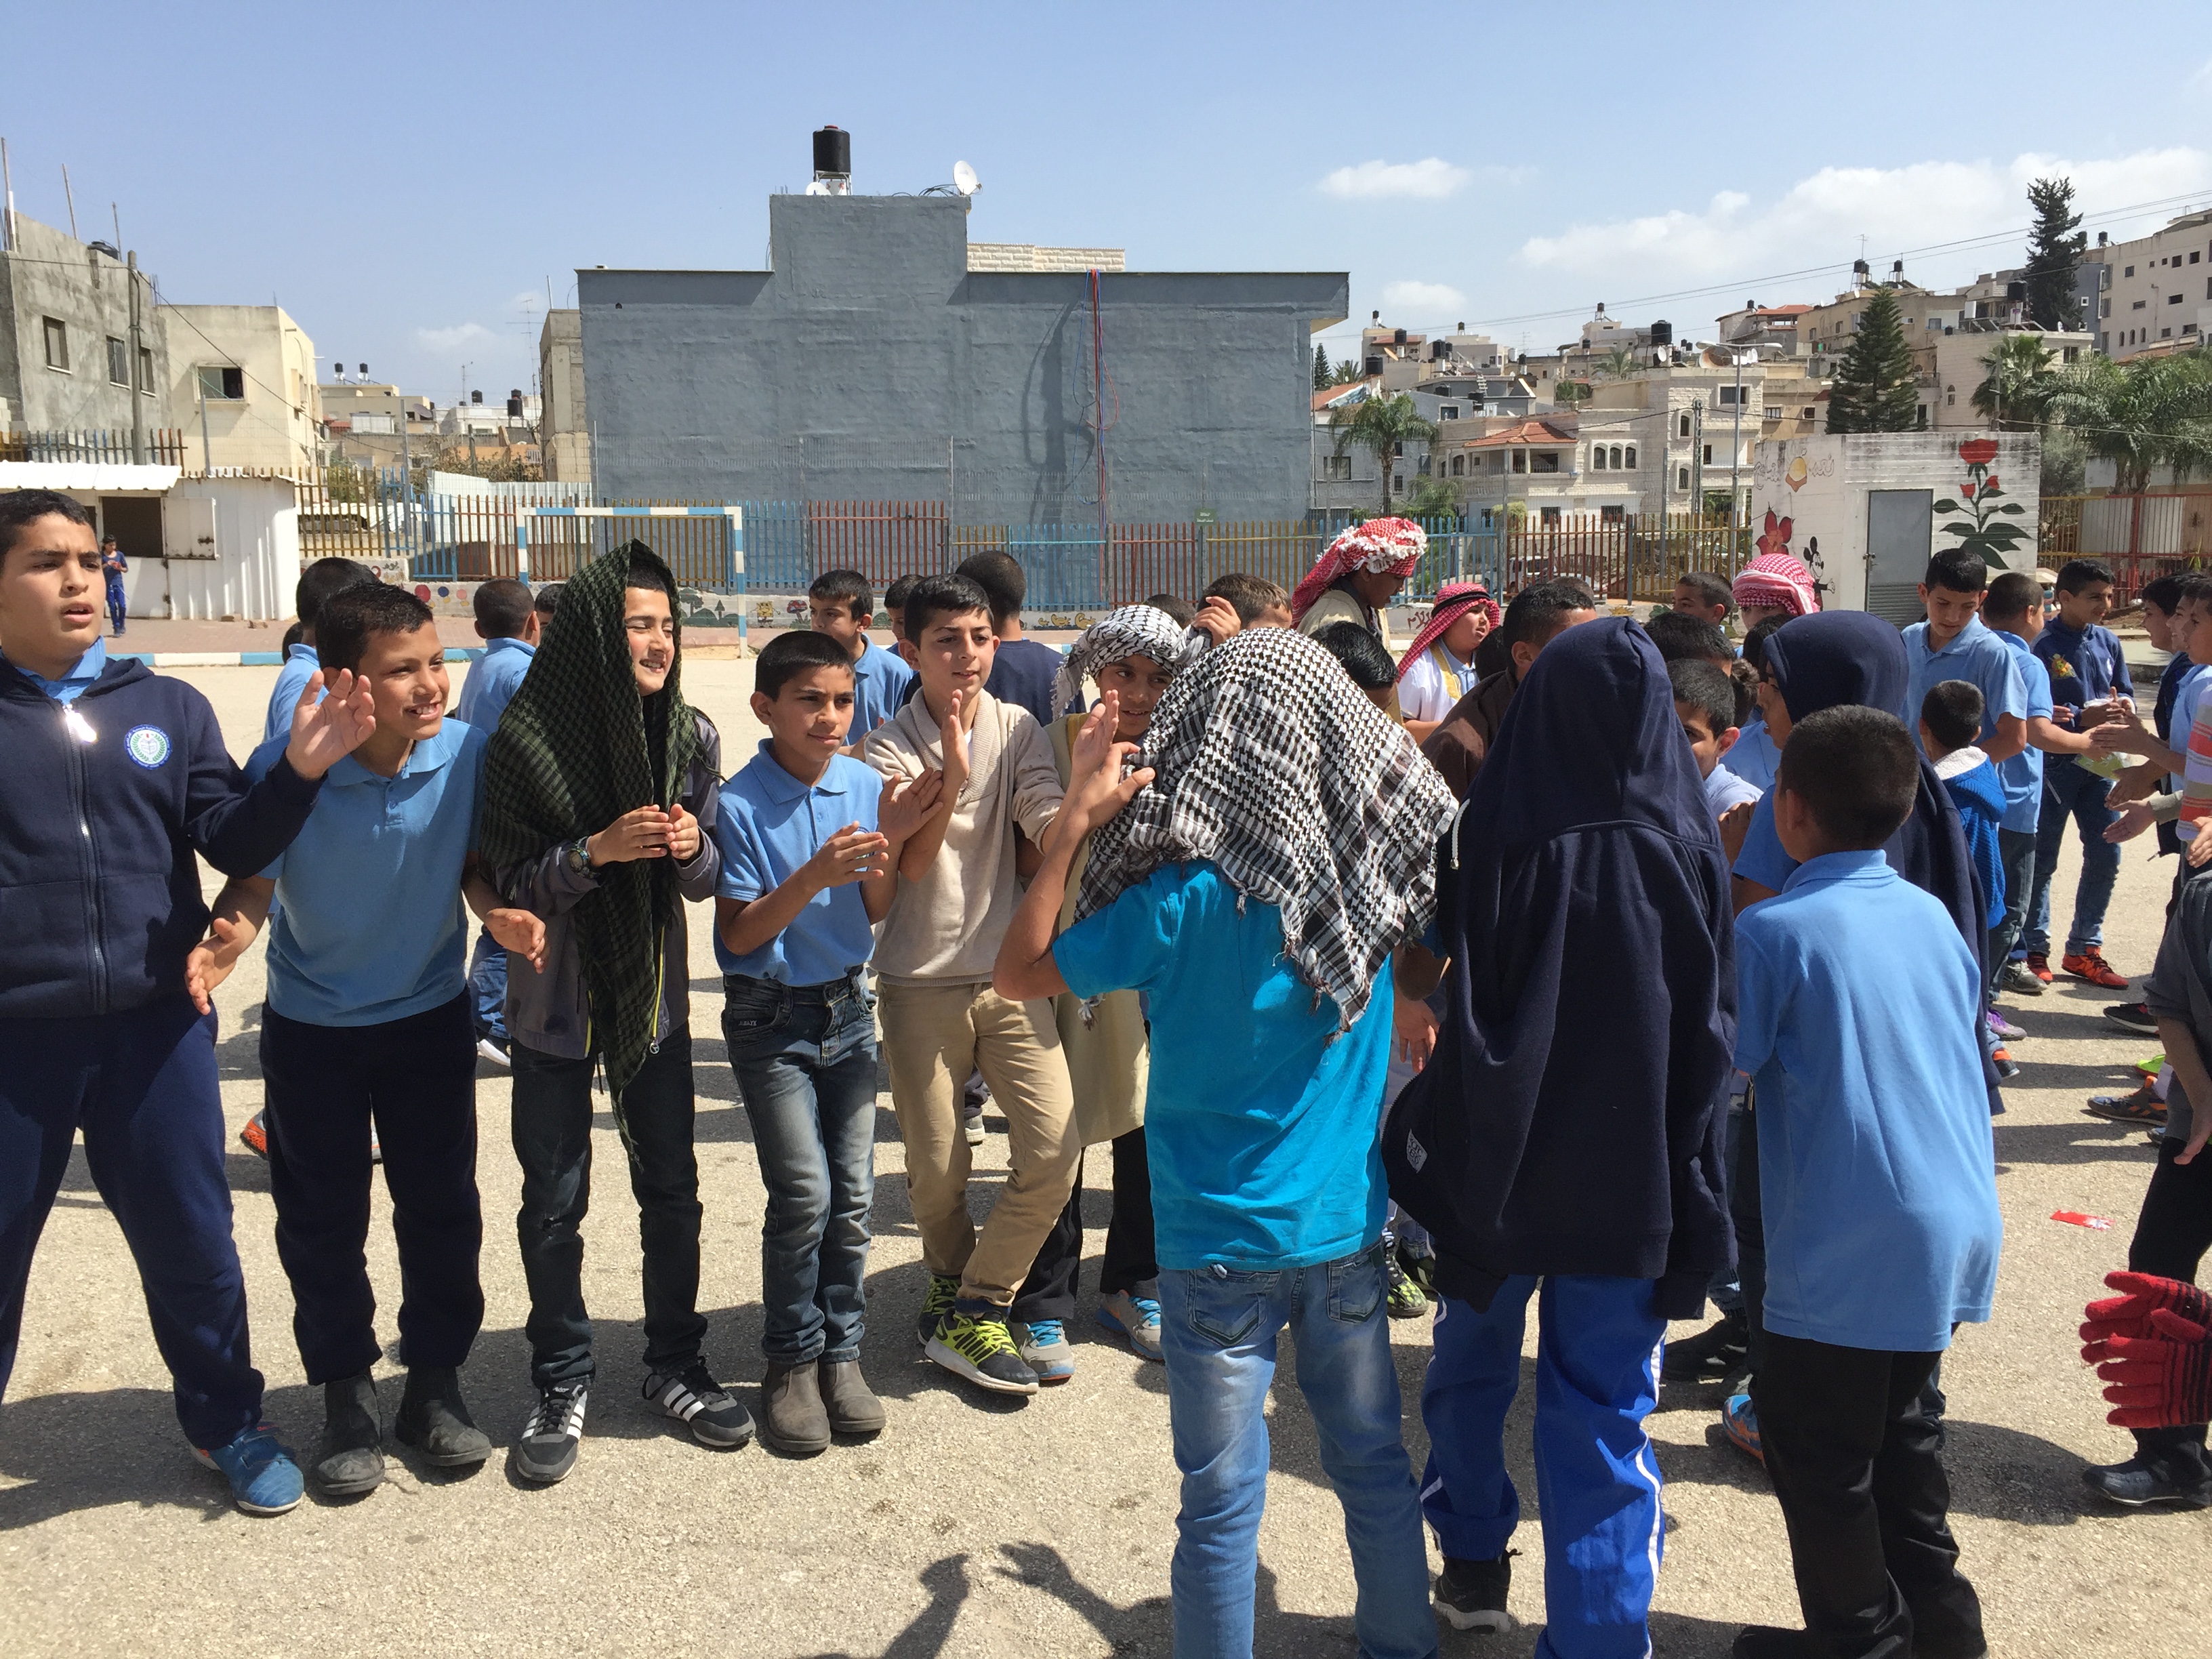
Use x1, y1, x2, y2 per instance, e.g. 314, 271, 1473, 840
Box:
533, 581, 563, 618
2057, 558, 2114, 595
472, 577, 533, 638
1777, 706, 1920, 850
1312, 621, 1396, 693
882, 573, 920, 614
1739, 614, 1788, 674
754, 628, 857, 700
902, 573, 994, 642
955, 550, 1026, 626
808, 567, 873, 622
281, 619, 305, 653
2139, 573, 2186, 615
2177, 573, 2212, 609
1644, 611, 1733, 665
317, 583, 436, 676
1983, 571, 2041, 623
1202, 571, 1287, 625
295, 556, 375, 630
1144, 592, 1197, 626
1923, 550, 1988, 594
1502, 580, 1595, 651
1668, 657, 1738, 737
1920, 679, 1985, 754
0, 489, 93, 564
623, 554, 674, 599
1675, 570, 1734, 615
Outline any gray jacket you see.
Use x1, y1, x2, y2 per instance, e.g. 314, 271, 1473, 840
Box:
495, 714, 722, 1062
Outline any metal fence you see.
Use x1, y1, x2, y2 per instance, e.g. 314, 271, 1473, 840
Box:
3, 428, 189, 465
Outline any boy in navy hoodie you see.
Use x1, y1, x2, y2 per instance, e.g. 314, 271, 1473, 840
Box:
0, 489, 373, 1515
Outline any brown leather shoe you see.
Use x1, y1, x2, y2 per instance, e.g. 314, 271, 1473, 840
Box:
760, 1360, 831, 1455
821, 1359, 886, 1438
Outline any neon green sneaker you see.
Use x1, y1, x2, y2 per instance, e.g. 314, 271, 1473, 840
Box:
1387, 1252, 1431, 1319
914, 1273, 960, 1349
926, 1311, 1040, 1396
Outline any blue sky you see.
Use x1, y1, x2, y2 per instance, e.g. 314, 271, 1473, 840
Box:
11, 1, 2209, 405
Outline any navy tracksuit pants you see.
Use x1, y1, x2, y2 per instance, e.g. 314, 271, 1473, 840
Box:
0, 996, 264, 1449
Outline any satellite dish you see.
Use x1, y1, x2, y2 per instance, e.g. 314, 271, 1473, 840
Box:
804, 180, 833, 197
953, 160, 979, 197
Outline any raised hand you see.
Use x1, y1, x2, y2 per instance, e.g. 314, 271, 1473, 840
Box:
939, 691, 971, 799
1718, 799, 1756, 865
284, 668, 376, 779
878, 770, 944, 844
590, 805, 676, 864
487, 906, 549, 974
805, 822, 891, 890
1191, 594, 1242, 648
184, 914, 254, 1015
1059, 693, 1153, 842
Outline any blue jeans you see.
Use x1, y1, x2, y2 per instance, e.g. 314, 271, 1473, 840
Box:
723, 974, 878, 1365
1422, 1275, 1666, 1659
1159, 1242, 1435, 1659
466, 925, 508, 1041
2024, 761, 2117, 956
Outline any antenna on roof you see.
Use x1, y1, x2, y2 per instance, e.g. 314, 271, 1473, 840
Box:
953, 160, 979, 197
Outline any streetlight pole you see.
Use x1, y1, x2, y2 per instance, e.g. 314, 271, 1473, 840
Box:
127, 251, 144, 465
1727, 348, 1753, 539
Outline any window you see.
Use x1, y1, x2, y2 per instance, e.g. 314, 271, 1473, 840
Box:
1601, 505, 1625, 525
2171, 292, 2186, 304
1719, 385, 1745, 406
138, 346, 154, 392
1702, 444, 1713, 465
198, 365, 245, 401
1532, 451, 1560, 474
1416, 455, 1431, 476
41, 317, 68, 371
1323, 455, 1351, 480
1540, 507, 1562, 527
1440, 405, 1459, 419
2125, 265, 2135, 277
1610, 445, 1624, 468
107, 337, 129, 386
2132, 300, 2147, 310
2194, 252, 2202, 264
1592, 447, 1607, 470
1450, 454, 1465, 476
1624, 446, 1635, 468
1393, 474, 1404, 492
1677, 466, 1691, 489
1512, 450, 1528, 474
1678, 413, 1692, 437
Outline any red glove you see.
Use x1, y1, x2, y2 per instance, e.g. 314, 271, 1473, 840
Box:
2079, 1271, 2212, 1364
2097, 1307, 2212, 1429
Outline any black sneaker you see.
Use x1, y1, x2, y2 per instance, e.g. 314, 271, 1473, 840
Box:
915, 1272, 960, 1348
1662, 1309, 1749, 1384
2104, 1001, 2160, 1036
645, 1362, 756, 1449
926, 1311, 1040, 1396
2082, 1453, 2212, 1509
515, 1382, 588, 1485
1434, 1552, 1515, 1633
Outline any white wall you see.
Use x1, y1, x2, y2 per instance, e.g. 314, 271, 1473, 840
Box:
145, 476, 301, 619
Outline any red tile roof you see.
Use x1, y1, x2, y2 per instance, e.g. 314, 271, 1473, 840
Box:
1462, 418, 1576, 448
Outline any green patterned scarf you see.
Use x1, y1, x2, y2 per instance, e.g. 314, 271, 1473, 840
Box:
480, 541, 701, 1109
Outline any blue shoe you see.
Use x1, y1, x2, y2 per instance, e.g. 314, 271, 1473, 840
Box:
1095, 1290, 1164, 1361
194, 1422, 305, 1515
1722, 1393, 1763, 1464
1015, 1319, 1076, 1385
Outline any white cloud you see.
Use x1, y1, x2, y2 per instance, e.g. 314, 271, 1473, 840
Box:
1517, 147, 2212, 302
1319, 158, 1471, 200
1381, 279, 1464, 316
415, 321, 495, 353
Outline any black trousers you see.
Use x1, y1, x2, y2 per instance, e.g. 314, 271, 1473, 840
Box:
1012, 1127, 1158, 1322
510, 1031, 706, 1388
1732, 1096, 1769, 1376
261, 994, 484, 1385
2125, 1137, 2212, 1477
1752, 1332, 1984, 1659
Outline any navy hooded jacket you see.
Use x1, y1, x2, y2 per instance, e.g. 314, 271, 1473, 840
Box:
0, 654, 323, 1019
1385, 619, 1738, 1317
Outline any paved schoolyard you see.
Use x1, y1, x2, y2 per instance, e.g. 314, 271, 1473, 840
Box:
2, 655, 2207, 1658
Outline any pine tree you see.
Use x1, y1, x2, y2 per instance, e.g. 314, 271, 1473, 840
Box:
1826, 287, 1921, 433
1313, 341, 1331, 391
2024, 176, 2088, 332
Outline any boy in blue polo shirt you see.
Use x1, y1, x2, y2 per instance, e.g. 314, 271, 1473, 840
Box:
1903, 549, 2026, 767
201, 584, 544, 1500
1979, 573, 2060, 1003
1732, 705, 2001, 1659
808, 567, 914, 741
714, 631, 939, 1453
264, 556, 375, 743
454, 577, 541, 1065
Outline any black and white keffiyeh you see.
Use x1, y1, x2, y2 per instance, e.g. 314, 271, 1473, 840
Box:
1050, 604, 1204, 718
1073, 626, 1456, 1029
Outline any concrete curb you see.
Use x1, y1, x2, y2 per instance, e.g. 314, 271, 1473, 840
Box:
120, 647, 491, 668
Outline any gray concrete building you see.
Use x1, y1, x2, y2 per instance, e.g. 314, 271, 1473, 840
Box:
577, 194, 1346, 525
0, 213, 169, 437
538, 308, 591, 484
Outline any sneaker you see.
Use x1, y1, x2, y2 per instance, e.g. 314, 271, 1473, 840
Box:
476, 1029, 511, 1067
2104, 1000, 2160, 1036
926, 1311, 1040, 1396
1096, 1290, 1164, 1361
238, 1110, 268, 1160
2025, 951, 2054, 985
392, 1366, 492, 1467
193, 1422, 304, 1516
1433, 1552, 1515, 1634
1997, 959, 2046, 996
1397, 1244, 1437, 1299
1723, 1392, 1763, 1463
2138, 1052, 2167, 1078
1386, 1250, 1430, 1319
644, 1361, 755, 1449
1992, 1048, 2022, 1082
2086, 1086, 2167, 1126
1986, 1009, 2026, 1042
1662, 1309, 1749, 1384
2063, 949, 2129, 990
2082, 1453, 2212, 1509
915, 1272, 960, 1348
962, 1106, 985, 1147
514, 1382, 588, 1484
1017, 1319, 1076, 1385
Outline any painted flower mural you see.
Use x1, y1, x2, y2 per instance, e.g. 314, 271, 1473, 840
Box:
1934, 438, 2029, 567
1756, 509, 1794, 560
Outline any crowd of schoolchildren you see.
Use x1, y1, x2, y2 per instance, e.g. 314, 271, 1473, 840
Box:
7, 480, 2212, 1659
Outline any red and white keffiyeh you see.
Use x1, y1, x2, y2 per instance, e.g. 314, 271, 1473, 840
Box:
1731, 552, 1820, 618
1291, 517, 1427, 622
1395, 581, 1500, 682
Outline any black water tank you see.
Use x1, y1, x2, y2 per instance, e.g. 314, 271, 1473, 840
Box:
813, 125, 851, 176
507, 390, 524, 417
1650, 320, 1674, 346
1394, 328, 1408, 345
470, 389, 483, 405
2006, 281, 2027, 301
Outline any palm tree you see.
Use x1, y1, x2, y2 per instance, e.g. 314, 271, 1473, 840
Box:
1971, 333, 2057, 430
1597, 345, 1642, 380
1330, 392, 1437, 514
2042, 350, 2212, 494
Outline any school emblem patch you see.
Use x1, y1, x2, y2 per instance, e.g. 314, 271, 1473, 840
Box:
124, 725, 171, 769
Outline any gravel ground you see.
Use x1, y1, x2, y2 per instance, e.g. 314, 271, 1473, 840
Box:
3, 655, 2208, 1659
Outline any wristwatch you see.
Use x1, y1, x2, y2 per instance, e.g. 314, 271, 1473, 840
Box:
564, 838, 598, 878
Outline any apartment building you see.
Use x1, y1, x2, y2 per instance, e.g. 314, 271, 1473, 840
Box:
2087, 209, 2212, 359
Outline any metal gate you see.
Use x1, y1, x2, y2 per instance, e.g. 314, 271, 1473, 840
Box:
1866, 489, 1933, 626
515, 504, 747, 642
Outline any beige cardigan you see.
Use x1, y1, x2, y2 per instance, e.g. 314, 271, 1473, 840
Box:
1047, 714, 1149, 1146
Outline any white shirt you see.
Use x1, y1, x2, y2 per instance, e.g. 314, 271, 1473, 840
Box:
1703, 764, 1763, 817
1399, 644, 1479, 724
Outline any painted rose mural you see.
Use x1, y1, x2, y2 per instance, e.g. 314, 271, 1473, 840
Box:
1933, 437, 2030, 568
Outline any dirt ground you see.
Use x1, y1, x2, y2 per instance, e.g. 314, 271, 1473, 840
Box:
2, 652, 2207, 1659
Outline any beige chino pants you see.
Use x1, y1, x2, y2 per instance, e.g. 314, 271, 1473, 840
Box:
876, 979, 1080, 1309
